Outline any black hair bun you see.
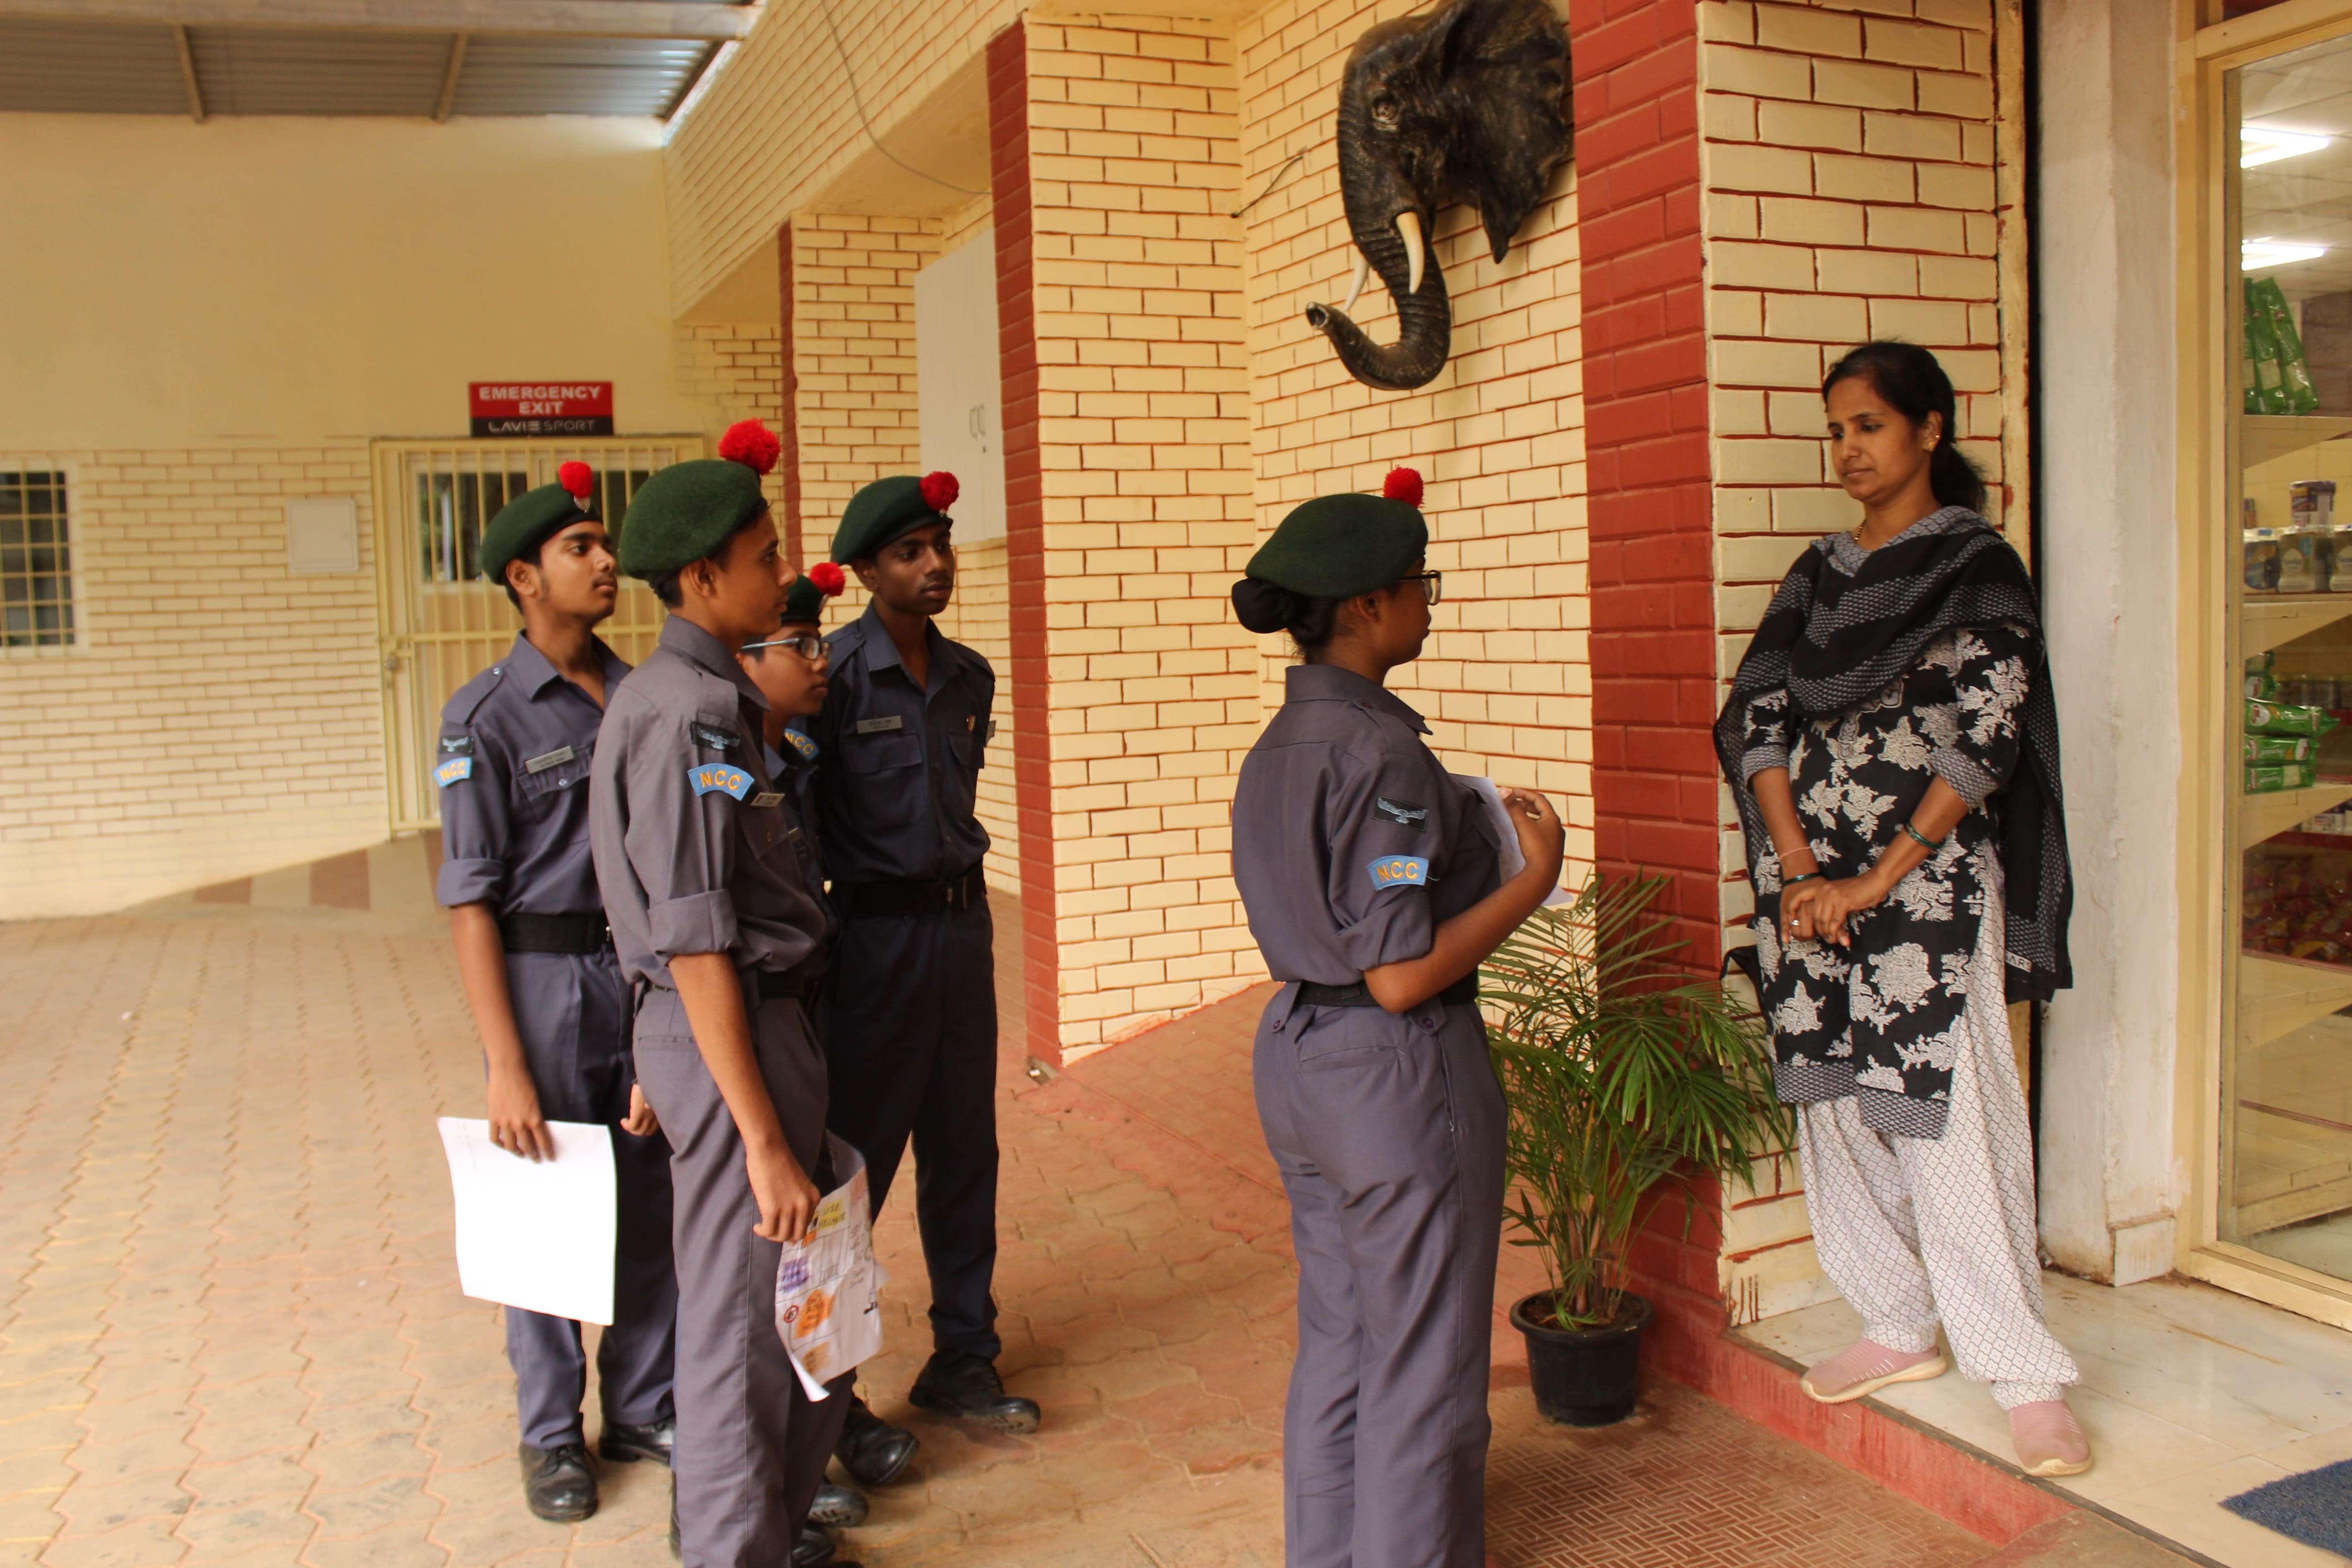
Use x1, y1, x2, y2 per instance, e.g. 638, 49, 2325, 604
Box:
1232, 577, 1304, 634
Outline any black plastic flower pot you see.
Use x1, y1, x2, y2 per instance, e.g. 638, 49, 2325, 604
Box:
1510, 1289, 1653, 1427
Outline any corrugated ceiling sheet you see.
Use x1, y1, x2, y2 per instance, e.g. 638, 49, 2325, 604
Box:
454, 35, 712, 118
188, 27, 449, 117
0, 21, 186, 115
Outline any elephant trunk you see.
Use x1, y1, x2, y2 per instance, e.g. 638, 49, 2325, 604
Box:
1304, 104, 1452, 392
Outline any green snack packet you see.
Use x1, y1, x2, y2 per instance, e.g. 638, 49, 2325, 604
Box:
2245, 761, 2319, 794
2247, 651, 2280, 700
2246, 734, 2315, 764
2248, 698, 2339, 736
2249, 279, 2291, 415
2256, 277, 2322, 416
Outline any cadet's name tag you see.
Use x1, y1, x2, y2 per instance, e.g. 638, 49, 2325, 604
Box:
855, 715, 904, 735
691, 722, 741, 754
782, 729, 819, 763
1367, 854, 1430, 890
689, 761, 752, 800
524, 745, 576, 774
749, 791, 785, 809
1375, 797, 1428, 831
434, 756, 474, 789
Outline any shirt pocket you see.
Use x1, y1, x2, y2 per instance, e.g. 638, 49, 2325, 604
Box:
516, 754, 589, 814
843, 730, 922, 776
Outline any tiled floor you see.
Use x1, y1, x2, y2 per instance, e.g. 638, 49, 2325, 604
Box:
0, 843, 2194, 1565
1745, 1270, 2352, 1566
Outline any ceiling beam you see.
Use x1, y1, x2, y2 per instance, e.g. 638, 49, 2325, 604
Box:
0, 1, 757, 41
432, 32, 466, 122
172, 22, 205, 122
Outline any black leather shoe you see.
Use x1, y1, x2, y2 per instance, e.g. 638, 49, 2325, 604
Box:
908, 1351, 1042, 1434
600, 1415, 675, 1467
807, 1478, 868, 1528
792, 1523, 850, 1567
834, 1396, 919, 1487
518, 1441, 597, 1522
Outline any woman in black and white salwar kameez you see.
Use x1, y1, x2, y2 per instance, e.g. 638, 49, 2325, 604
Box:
1716, 341, 2089, 1479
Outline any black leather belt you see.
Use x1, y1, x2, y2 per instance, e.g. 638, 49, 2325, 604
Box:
754, 968, 822, 1003
499, 912, 611, 954
831, 865, 987, 919
1297, 974, 1479, 1009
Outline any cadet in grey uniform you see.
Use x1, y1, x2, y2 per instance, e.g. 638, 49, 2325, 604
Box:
809, 474, 1039, 1481
1227, 469, 1564, 1568
588, 422, 862, 1568
436, 465, 676, 1525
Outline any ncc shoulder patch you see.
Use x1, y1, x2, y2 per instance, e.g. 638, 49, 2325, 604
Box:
1374, 796, 1428, 831
1367, 854, 1430, 891
691, 721, 742, 754
688, 760, 753, 801
434, 756, 475, 789
782, 729, 820, 764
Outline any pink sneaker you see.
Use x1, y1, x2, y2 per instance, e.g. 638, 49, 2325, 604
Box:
2009, 1398, 2092, 1477
1798, 1338, 1949, 1404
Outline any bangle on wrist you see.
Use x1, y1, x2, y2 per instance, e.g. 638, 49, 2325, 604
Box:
1900, 821, 1945, 853
1783, 871, 1823, 887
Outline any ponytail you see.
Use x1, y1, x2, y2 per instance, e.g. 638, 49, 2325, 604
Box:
1823, 340, 1986, 516
1232, 578, 1343, 657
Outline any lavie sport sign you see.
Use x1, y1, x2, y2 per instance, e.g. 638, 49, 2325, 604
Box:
469, 382, 614, 437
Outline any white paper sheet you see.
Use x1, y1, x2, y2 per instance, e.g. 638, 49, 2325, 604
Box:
774, 1134, 886, 1401
437, 1117, 616, 1326
1455, 774, 1573, 907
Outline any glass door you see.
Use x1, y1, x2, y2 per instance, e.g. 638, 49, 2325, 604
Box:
2226, 31, 2352, 1279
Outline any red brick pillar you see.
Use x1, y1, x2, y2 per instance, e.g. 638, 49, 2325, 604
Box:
1571, 0, 1728, 1362
988, 20, 1062, 1070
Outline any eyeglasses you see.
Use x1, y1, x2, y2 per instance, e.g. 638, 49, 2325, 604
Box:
742, 632, 826, 660
1400, 571, 1444, 606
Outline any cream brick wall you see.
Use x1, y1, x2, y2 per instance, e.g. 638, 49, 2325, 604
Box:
1239, 0, 1592, 879
1698, 0, 2027, 1323
664, 0, 1019, 315
1024, 15, 1260, 1055
674, 320, 791, 521
0, 446, 386, 915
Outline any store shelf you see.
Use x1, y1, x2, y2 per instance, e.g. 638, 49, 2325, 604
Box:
2240, 952, 2352, 1050
2244, 593, 2352, 653
2244, 779, 2352, 845
2246, 415, 2352, 473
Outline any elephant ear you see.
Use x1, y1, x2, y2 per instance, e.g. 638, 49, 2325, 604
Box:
1433, 0, 1572, 262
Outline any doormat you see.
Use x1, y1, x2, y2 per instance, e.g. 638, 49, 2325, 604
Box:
2222, 1458, 2352, 1554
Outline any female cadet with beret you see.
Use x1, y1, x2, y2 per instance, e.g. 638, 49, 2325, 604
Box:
1229, 468, 1565, 1568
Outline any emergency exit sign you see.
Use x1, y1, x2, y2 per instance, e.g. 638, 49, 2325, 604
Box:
469, 382, 613, 437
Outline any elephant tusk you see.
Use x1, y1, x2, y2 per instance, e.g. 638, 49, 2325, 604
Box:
1343, 254, 1372, 316
1396, 211, 1426, 295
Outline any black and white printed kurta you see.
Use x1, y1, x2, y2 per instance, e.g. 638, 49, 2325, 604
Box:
1740, 532, 2035, 1141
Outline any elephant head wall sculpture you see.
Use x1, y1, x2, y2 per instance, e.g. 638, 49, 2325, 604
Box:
1304, 0, 1572, 392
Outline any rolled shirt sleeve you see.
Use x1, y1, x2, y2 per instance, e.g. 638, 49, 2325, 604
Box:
1740, 687, 1795, 782
434, 722, 509, 909
1931, 622, 2034, 807
622, 707, 744, 961
1325, 749, 1449, 974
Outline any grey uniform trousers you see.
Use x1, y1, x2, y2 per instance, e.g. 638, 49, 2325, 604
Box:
504, 949, 677, 1450
632, 984, 853, 1568
1254, 985, 1507, 1568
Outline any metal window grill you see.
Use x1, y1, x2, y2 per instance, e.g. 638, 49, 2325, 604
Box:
0, 469, 73, 648
372, 437, 705, 831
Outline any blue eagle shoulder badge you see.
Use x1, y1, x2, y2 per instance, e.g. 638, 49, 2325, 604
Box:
1366, 854, 1430, 891
688, 760, 753, 801
782, 729, 820, 764
434, 756, 474, 789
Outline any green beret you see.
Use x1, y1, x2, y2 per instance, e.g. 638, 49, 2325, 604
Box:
780, 574, 836, 625
831, 471, 958, 564
617, 459, 770, 578
479, 475, 598, 585
1242, 491, 1427, 600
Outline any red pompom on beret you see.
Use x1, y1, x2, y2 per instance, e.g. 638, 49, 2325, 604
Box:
558, 460, 596, 500
718, 419, 783, 475
1382, 466, 1424, 507
808, 561, 846, 595
920, 470, 960, 512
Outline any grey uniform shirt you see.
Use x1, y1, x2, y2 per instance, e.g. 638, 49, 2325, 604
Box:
810, 606, 995, 884
590, 616, 831, 989
1230, 664, 1504, 984
436, 632, 628, 914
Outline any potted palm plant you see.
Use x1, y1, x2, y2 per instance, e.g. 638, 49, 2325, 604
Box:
1480, 875, 1791, 1426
